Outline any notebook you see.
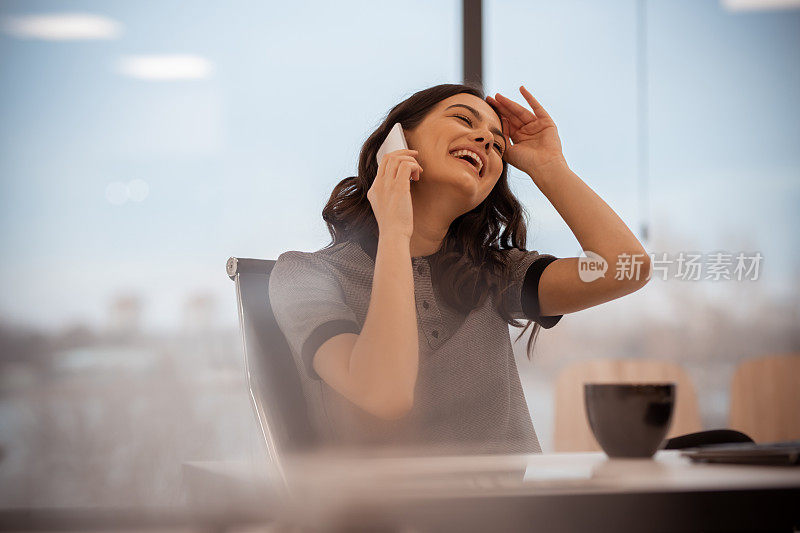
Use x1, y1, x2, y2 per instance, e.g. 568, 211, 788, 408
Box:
680, 439, 800, 466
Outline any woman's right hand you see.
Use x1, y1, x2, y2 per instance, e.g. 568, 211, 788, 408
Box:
367, 149, 422, 240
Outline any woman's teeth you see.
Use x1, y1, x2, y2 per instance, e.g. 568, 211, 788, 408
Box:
449, 149, 483, 176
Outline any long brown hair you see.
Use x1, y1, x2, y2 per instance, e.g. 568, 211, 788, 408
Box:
322, 83, 545, 359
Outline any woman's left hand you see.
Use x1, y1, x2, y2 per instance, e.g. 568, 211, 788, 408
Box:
486, 86, 567, 175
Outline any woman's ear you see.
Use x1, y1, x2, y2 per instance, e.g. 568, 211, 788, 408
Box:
402, 125, 418, 152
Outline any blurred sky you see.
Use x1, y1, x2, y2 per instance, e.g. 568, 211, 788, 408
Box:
0, 0, 798, 332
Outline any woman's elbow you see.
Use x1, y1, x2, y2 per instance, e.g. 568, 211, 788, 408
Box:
617, 251, 652, 288
366, 390, 415, 421
636, 254, 653, 287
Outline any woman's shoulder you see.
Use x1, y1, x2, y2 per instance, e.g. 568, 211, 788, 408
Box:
270, 247, 344, 302
494, 247, 558, 285
273, 240, 367, 279
495, 246, 536, 267
501, 247, 527, 260
275, 240, 355, 262
269, 241, 373, 309
500, 246, 553, 262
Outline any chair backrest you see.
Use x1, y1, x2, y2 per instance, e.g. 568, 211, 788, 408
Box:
729, 353, 800, 443
553, 358, 703, 452
226, 257, 319, 469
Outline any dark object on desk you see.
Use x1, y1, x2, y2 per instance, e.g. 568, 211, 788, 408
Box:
663, 428, 754, 450
584, 383, 675, 458
681, 439, 800, 466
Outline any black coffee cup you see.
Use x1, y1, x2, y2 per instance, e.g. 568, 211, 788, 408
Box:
584, 383, 675, 458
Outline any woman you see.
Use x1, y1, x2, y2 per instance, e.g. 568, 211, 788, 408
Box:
269, 83, 651, 455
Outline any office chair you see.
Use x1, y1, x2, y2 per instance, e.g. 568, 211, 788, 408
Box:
226, 257, 320, 489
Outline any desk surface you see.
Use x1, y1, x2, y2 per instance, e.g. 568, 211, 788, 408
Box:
188, 449, 800, 497
183, 450, 800, 533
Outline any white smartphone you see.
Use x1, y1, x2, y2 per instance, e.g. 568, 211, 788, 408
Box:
376, 122, 409, 166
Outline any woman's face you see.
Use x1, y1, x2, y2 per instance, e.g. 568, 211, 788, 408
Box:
404, 93, 507, 209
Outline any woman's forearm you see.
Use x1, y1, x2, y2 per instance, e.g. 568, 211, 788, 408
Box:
527, 159, 651, 281
349, 232, 419, 417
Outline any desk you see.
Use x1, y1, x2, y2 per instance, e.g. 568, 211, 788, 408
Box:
182, 450, 800, 533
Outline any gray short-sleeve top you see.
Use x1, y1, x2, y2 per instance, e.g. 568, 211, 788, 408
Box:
268, 232, 563, 456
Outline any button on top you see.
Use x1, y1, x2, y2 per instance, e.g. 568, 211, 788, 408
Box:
422, 300, 429, 309
431, 330, 439, 338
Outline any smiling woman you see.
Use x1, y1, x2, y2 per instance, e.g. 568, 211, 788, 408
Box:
323, 85, 540, 326
320, 83, 551, 359
265, 83, 572, 455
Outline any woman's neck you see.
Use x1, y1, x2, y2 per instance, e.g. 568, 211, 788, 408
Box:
409, 190, 460, 258
409, 232, 445, 258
